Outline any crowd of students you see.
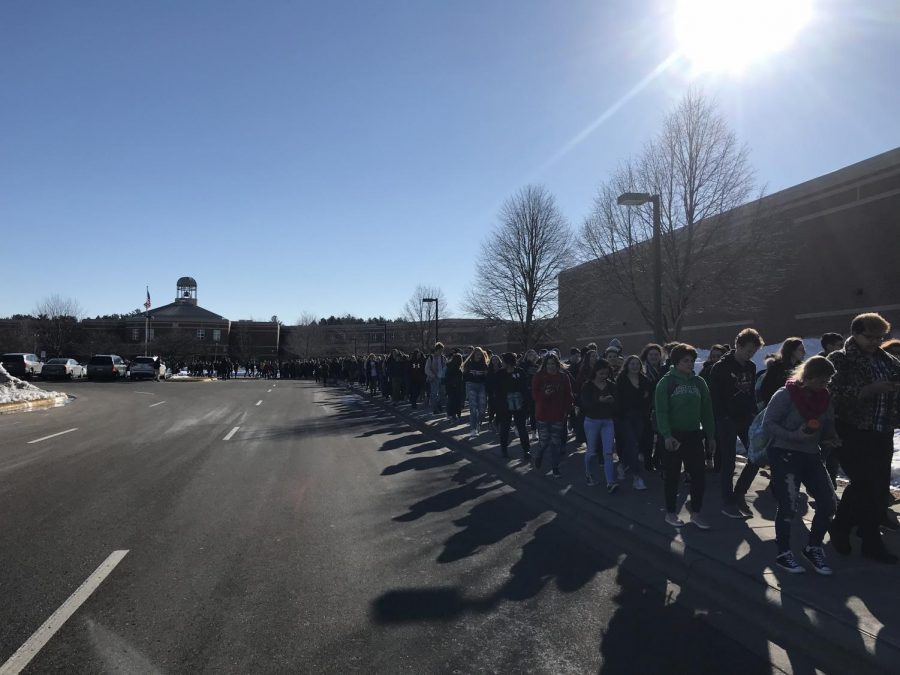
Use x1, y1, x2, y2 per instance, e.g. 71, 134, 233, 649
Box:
316, 312, 900, 576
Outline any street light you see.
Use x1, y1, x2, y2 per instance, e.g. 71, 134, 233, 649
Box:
617, 192, 664, 345
422, 297, 439, 347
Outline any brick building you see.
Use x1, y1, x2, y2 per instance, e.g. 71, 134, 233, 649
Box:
1, 276, 519, 363
558, 147, 900, 353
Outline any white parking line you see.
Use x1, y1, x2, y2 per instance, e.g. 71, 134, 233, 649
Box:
133, 391, 155, 396
149, 401, 166, 408
255, 400, 262, 406
0, 550, 129, 675
223, 426, 240, 441
27, 428, 78, 445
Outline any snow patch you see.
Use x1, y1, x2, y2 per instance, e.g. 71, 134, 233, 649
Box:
0, 363, 67, 404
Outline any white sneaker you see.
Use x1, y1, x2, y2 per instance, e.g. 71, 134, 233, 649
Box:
665, 512, 685, 527
468, 431, 477, 441
632, 475, 647, 491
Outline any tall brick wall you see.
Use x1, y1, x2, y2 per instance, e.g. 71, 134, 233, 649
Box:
558, 149, 900, 354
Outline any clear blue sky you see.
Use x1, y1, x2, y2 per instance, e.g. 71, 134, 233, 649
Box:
2, 1, 898, 322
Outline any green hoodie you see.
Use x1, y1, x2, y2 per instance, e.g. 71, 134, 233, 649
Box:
655, 367, 715, 440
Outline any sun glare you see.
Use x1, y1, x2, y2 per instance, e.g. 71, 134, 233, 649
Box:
675, 0, 813, 74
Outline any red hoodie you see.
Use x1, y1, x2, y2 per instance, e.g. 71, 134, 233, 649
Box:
531, 371, 573, 423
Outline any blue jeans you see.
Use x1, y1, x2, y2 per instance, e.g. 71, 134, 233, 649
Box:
617, 410, 645, 475
430, 379, 446, 412
584, 416, 616, 484
536, 421, 565, 469
769, 446, 837, 554
466, 382, 487, 432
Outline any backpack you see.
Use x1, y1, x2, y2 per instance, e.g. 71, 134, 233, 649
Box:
754, 369, 767, 411
746, 408, 771, 467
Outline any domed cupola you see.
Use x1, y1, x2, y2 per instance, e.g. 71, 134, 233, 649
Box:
176, 276, 198, 305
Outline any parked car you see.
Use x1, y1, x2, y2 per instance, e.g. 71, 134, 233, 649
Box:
86, 354, 128, 380
129, 356, 166, 381
1, 353, 43, 379
40, 358, 86, 380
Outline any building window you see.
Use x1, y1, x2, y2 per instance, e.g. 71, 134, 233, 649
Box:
197, 329, 205, 339
213, 329, 221, 342
131, 328, 140, 341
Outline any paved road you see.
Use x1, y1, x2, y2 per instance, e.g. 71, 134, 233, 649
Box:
1, 380, 777, 673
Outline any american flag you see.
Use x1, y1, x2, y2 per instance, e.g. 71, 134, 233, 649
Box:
144, 287, 151, 310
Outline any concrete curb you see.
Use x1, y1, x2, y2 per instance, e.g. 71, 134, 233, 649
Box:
357, 389, 897, 675
0, 395, 70, 415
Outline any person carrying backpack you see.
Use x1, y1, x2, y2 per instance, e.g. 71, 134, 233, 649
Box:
655, 343, 716, 529
711, 328, 765, 519
763, 355, 840, 575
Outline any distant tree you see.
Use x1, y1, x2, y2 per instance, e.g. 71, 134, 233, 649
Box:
402, 285, 448, 350
580, 89, 781, 341
33, 294, 83, 356
288, 312, 326, 358
465, 185, 571, 349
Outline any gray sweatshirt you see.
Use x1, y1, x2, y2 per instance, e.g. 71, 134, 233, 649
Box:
763, 387, 835, 454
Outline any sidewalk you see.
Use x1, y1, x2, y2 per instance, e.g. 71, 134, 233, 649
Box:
357, 388, 900, 675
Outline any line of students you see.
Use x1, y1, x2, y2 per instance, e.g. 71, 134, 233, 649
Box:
331, 313, 900, 575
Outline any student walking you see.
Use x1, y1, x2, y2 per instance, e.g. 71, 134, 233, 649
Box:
655, 344, 716, 529
763, 356, 840, 574
425, 343, 447, 414
641, 343, 665, 471
408, 349, 427, 408
494, 352, 531, 460
615, 355, 651, 491
712, 328, 765, 518
463, 347, 489, 439
757, 337, 806, 408
530, 353, 573, 478
581, 359, 619, 491
444, 353, 465, 422
827, 313, 900, 563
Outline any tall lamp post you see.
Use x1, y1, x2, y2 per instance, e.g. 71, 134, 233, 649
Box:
616, 192, 664, 345
422, 297, 439, 347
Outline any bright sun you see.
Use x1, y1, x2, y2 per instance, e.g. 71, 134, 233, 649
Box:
675, 0, 813, 74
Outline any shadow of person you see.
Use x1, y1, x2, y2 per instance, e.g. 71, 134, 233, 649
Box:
598, 556, 774, 675
393, 474, 503, 523
381, 452, 460, 476
436, 491, 535, 564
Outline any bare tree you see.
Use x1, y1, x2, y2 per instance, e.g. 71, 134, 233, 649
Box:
33, 294, 84, 357
465, 185, 571, 349
580, 89, 782, 341
288, 312, 325, 358
402, 285, 448, 351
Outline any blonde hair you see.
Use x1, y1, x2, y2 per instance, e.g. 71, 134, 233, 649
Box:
462, 346, 488, 371
790, 355, 835, 383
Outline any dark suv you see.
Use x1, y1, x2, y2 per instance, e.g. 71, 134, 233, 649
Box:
86, 354, 128, 380
1, 353, 43, 379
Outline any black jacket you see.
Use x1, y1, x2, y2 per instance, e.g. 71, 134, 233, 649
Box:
615, 372, 653, 416
756, 357, 792, 408
710, 351, 757, 420
493, 367, 529, 412
580, 380, 618, 419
